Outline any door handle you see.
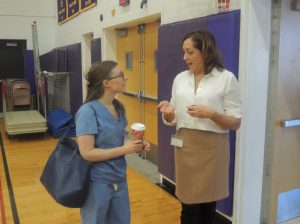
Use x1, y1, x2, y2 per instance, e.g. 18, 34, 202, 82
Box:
139, 95, 157, 102
137, 90, 157, 102
123, 91, 157, 102
280, 118, 300, 127
123, 91, 138, 97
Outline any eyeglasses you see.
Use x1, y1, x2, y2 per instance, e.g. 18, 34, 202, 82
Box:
108, 72, 125, 80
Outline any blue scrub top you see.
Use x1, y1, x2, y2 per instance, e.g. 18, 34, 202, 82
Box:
75, 100, 128, 184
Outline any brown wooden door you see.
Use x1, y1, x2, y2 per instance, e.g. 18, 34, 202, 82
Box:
144, 21, 158, 145
266, 1, 300, 223
117, 25, 141, 129
117, 21, 159, 157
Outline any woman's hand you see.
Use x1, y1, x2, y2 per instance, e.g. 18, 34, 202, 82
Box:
123, 139, 144, 154
142, 140, 151, 152
187, 104, 214, 119
158, 100, 175, 114
158, 100, 175, 122
187, 104, 241, 130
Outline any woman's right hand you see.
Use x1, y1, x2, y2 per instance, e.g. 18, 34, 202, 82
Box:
157, 100, 174, 113
123, 139, 144, 154
157, 100, 175, 122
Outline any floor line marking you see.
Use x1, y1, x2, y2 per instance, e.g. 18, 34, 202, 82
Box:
0, 134, 19, 224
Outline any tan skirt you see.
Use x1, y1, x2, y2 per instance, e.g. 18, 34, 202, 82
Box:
175, 128, 230, 204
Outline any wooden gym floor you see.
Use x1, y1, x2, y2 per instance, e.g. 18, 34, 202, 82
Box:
0, 118, 180, 224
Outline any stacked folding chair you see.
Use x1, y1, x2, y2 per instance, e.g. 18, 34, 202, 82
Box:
2, 79, 47, 136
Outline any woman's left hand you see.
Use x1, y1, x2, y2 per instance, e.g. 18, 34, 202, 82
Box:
142, 141, 151, 152
187, 104, 214, 119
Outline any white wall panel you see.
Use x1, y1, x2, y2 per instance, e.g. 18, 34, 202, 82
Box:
0, 0, 54, 17
0, 0, 55, 54
234, 0, 271, 224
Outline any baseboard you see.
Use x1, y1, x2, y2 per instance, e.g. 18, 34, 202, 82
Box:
216, 213, 232, 224
156, 177, 176, 196
145, 143, 158, 165
157, 177, 232, 224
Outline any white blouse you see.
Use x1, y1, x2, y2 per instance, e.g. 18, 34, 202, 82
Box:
163, 68, 242, 133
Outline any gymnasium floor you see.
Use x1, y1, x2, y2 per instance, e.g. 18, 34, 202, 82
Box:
0, 118, 180, 224
2, 117, 299, 224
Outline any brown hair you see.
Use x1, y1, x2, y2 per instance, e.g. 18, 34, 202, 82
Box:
85, 60, 125, 114
183, 30, 224, 74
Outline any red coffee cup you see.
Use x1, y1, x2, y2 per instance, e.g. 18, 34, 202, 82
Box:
130, 123, 146, 140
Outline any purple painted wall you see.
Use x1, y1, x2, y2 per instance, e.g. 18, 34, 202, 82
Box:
157, 11, 240, 216
66, 43, 82, 114
40, 43, 82, 115
40, 49, 59, 72
91, 38, 102, 64
24, 50, 36, 95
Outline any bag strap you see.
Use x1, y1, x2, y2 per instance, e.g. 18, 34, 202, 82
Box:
61, 121, 73, 139
89, 105, 100, 128
61, 104, 99, 140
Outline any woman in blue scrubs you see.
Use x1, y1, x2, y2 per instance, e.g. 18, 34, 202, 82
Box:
76, 60, 150, 224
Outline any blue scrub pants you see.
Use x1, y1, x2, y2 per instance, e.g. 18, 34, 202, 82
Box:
80, 180, 130, 224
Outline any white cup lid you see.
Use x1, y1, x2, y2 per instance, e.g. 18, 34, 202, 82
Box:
131, 123, 145, 131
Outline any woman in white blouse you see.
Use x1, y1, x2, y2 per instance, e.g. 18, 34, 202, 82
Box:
158, 30, 242, 224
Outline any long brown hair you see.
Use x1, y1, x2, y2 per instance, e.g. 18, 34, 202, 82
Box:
183, 30, 224, 74
85, 60, 125, 114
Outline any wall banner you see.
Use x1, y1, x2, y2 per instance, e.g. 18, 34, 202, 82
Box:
57, 0, 97, 24
80, 0, 97, 12
67, 0, 80, 19
57, 0, 68, 24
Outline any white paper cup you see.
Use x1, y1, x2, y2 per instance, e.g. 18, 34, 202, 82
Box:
130, 123, 146, 140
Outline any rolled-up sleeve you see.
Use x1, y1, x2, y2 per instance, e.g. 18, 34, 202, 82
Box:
162, 77, 177, 126
223, 75, 242, 118
162, 111, 177, 126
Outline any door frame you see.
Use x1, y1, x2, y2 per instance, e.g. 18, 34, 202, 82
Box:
233, 0, 272, 223
81, 32, 93, 102
260, 0, 281, 223
261, 0, 300, 223
101, 14, 161, 63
